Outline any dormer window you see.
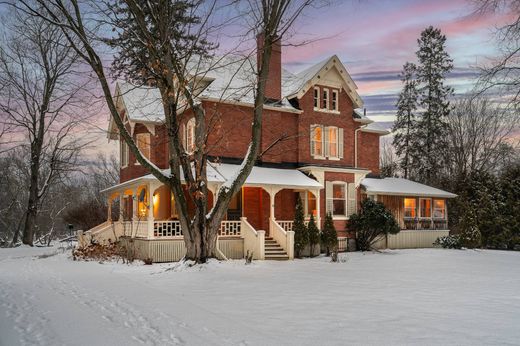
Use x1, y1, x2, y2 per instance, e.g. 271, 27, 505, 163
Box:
332, 90, 338, 111
313, 87, 320, 108
322, 89, 329, 109
136, 133, 151, 160
185, 118, 196, 153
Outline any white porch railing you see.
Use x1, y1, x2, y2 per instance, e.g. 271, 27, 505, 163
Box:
241, 217, 264, 260
276, 220, 311, 233
121, 221, 148, 238
270, 218, 294, 259
219, 221, 241, 237
154, 221, 182, 237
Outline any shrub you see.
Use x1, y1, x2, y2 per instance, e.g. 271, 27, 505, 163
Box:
321, 212, 338, 256
293, 195, 308, 258
434, 235, 462, 249
348, 199, 400, 251
307, 214, 320, 257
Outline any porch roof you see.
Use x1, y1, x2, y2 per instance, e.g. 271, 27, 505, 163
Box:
102, 162, 322, 195
361, 178, 457, 198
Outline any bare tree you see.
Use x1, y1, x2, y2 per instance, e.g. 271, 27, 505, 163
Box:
380, 139, 399, 178
13, 0, 317, 262
473, 1, 520, 109
445, 95, 518, 178
0, 10, 92, 245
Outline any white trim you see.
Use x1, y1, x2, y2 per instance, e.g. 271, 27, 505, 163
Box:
202, 97, 302, 114
299, 166, 371, 175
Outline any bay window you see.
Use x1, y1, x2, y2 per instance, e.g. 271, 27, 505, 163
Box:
404, 198, 416, 218
433, 199, 446, 219
419, 198, 432, 218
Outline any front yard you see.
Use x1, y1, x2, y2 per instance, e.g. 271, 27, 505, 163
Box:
0, 246, 519, 345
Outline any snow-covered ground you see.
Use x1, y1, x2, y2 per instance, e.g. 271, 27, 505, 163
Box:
1, 246, 519, 346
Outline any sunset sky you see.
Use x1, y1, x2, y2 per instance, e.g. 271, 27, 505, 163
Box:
281, 0, 512, 125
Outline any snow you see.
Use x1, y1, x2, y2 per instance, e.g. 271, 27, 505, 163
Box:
1, 247, 519, 346
362, 177, 458, 198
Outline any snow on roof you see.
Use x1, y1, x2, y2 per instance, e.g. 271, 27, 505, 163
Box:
102, 162, 321, 194
117, 82, 164, 123
362, 122, 390, 135
361, 178, 457, 198
210, 163, 322, 189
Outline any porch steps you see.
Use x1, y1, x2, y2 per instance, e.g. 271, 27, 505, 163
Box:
264, 237, 289, 260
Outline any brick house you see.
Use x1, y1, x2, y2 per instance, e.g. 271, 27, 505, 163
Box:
81, 38, 456, 261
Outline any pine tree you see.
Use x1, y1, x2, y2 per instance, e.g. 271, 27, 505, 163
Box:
320, 212, 338, 256
412, 26, 454, 185
393, 62, 419, 179
293, 195, 308, 258
307, 214, 320, 257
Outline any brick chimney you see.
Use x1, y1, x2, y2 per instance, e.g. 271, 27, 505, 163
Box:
257, 33, 282, 102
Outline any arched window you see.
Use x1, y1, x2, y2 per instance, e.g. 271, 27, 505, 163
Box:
185, 118, 195, 153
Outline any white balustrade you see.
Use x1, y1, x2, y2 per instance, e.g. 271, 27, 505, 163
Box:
154, 221, 182, 237
219, 221, 242, 237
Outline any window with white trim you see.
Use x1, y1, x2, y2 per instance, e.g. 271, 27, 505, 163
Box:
325, 182, 357, 219
304, 191, 317, 218
433, 199, 446, 219
419, 198, 432, 218
311, 125, 323, 157
120, 140, 129, 167
185, 118, 196, 153
322, 88, 329, 109
313, 87, 320, 108
136, 133, 151, 160
404, 198, 416, 218
332, 90, 338, 111
310, 125, 343, 160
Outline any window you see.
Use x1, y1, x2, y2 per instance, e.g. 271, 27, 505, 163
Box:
310, 125, 343, 159
332, 90, 338, 111
136, 133, 151, 160
332, 183, 346, 217
433, 199, 446, 219
313, 87, 320, 108
420, 198, 432, 218
322, 89, 329, 109
404, 198, 416, 218
311, 125, 323, 157
120, 140, 129, 167
138, 186, 148, 218
306, 191, 317, 217
185, 118, 196, 153
328, 127, 338, 157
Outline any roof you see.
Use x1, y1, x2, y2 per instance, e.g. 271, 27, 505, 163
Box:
102, 162, 322, 194
361, 178, 457, 198
112, 54, 364, 127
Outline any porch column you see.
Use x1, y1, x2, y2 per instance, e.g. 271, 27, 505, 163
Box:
132, 187, 138, 222
147, 183, 155, 239
119, 192, 124, 222
107, 196, 112, 222
266, 186, 282, 222
315, 189, 321, 230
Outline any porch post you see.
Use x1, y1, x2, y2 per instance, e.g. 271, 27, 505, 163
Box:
119, 192, 124, 222
132, 187, 138, 222
147, 183, 155, 239
315, 189, 321, 230
107, 196, 112, 222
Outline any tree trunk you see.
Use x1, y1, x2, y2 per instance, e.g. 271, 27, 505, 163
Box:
22, 150, 41, 246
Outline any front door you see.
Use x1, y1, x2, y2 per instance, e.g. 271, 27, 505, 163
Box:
226, 191, 242, 220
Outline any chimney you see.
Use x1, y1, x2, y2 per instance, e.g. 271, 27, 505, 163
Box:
257, 33, 282, 102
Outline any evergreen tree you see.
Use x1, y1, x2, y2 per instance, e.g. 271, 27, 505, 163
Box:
320, 212, 338, 256
293, 195, 308, 258
392, 62, 419, 179
307, 214, 320, 257
412, 26, 454, 185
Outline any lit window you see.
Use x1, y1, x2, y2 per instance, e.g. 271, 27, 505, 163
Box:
433, 199, 446, 219
313, 87, 320, 108
136, 133, 151, 160
138, 187, 148, 218
322, 89, 329, 109
120, 140, 129, 167
328, 127, 338, 157
332, 184, 346, 217
332, 90, 338, 111
306, 191, 317, 217
420, 198, 432, 218
186, 118, 196, 153
311, 126, 323, 157
404, 198, 416, 218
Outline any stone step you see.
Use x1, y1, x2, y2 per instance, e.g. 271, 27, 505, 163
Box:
265, 255, 289, 260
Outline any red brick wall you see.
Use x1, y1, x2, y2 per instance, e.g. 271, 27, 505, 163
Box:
358, 132, 380, 174
243, 187, 270, 232
257, 35, 281, 101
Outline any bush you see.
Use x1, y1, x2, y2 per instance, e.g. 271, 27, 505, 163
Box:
307, 214, 320, 257
434, 235, 462, 249
321, 212, 338, 256
348, 199, 400, 251
293, 195, 308, 258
